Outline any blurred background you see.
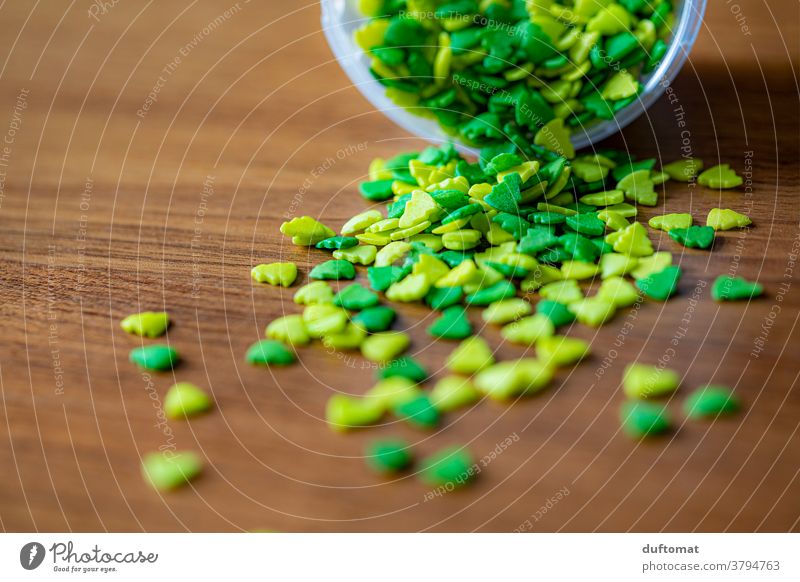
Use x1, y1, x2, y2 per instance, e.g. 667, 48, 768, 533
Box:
0, 0, 797, 532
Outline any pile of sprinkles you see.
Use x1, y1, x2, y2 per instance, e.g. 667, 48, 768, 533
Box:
122, 135, 760, 494
354, 0, 677, 145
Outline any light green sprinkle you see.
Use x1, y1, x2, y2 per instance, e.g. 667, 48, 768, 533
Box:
474, 359, 553, 400
501, 314, 555, 344
386, 273, 431, 302
600, 253, 638, 279
322, 323, 368, 351
280, 216, 335, 245
142, 451, 202, 490
430, 376, 481, 412
375, 241, 411, 267
442, 229, 482, 250
120, 311, 169, 338
706, 208, 752, 230
597, 276, 640, 307
481, 298, 532, 324
648, 213, 693, 231
326, 395, 384, 432
333, 245, 377, 265
661, 158, 703, 182
536, 335, 589, 367
698, 164, 743, 189
361, 331, 410, 362
293, 281, 334, 305
251, 262, 297, 287
341, 209, 384, 235
365, 376, 423, 410
568, 297, 616, 327
623, 363, 680, 399
630, 252, 673, 280
446, 336, 495, 374
266, 314, 310, 346
164, 382, 213, 419
302, 304, 349, 337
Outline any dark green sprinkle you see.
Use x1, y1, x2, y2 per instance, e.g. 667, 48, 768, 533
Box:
419, 446, 475, 488
367, 265, 409, 291
620, 401, 671, 438
591, 237, 614, 255
612, 158, 656, 181
353, 306, 396, 332
565, 212, 606, 237
129, 345, 179, 371
465, 280, 517, 305
485, 152, 522, 174
387, 193, 412, 219
484, 261, 529, 279
333, 283, 380, 310
427, 306, 472, 339
563, 201, 598, 214
537, 246, 572, 264
377, 356, 427, 383
315, 236, 359, 250
366, 439, 413, 473
492, 212, 530, 239
560, 233, 600, 262
536, 300, 576, 327
310, 259, 356, 280
394, 395, 440, 429
430, 189, 470, 209
359, 179, 394, 201
636, 265, 682, 301
711, 275, 763, 301
443, 203, 483, 224
529, 211, 566, 225
245, 340, 295, 366
484, 173, 521, 213
669, 225, 715, 249
645, 39, 669, 72
425, 285, 464, 310
518, 227, 559, 254
438, 250, 474, 267
683, 385, 741, 419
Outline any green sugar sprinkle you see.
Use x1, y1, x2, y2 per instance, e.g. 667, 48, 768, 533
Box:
419, 447, 476, 488
129, 345, 179, 371
683, 385, 741, 418
355, 0, 676, 146
141, 451, 202, 491
245, 340, 296, 366
620, 401, 671, 438
377, 355, 427, 383
120, 311, 169, 338
164, 382, 213, 419
366, 439, 413, 473
711, 275, 763, 301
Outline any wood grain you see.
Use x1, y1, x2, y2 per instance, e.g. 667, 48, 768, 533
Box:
0, 0, 798, 532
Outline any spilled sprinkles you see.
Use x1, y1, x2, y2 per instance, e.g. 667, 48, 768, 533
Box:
122, 134, 761, 495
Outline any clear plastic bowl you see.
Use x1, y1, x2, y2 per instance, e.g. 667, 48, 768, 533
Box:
321, 0, 707, 153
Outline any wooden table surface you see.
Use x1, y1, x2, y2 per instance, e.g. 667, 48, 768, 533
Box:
0, 0, 798, 533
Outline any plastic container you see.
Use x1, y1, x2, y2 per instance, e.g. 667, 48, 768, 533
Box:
321, 0, 706, 153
